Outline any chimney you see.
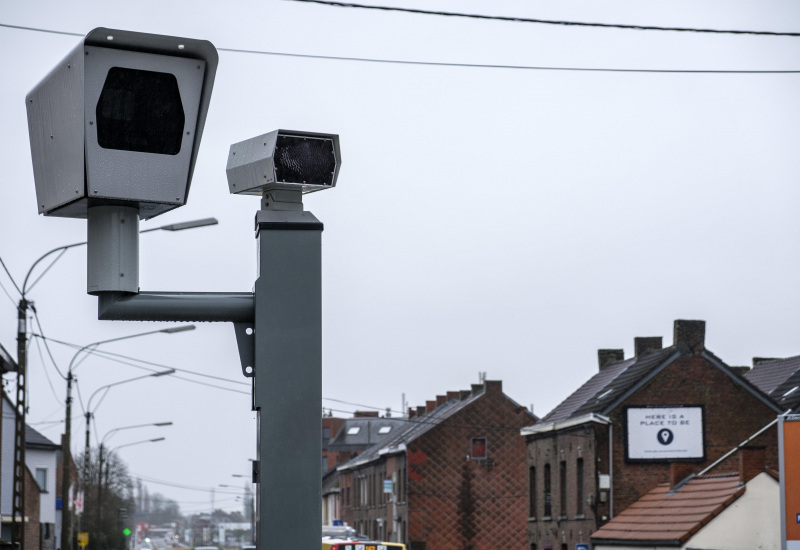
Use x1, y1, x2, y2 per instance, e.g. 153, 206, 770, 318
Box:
598, 349, 624, 370
634, 337, 662, 358
447, 391, 460, 401
436, 395, 447, 407
426, 400, 437, 413
471, 384, 484, 396
669, 462, 695, 489
485, 380, 502, 395
459, 390, 471, 400
354, 411, 379, 418
738, 446, 766, 484
673, 320, 706, 354
416, 406, 426, 416
408, 408, 416, 419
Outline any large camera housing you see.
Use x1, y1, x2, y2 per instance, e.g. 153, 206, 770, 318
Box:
26, 27, 217, 220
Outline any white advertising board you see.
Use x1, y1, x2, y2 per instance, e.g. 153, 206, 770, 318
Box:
626, 406, 704, 461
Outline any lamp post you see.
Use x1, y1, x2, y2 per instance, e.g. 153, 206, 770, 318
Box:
62, 333, 186, 550
84, 373, 175, 518
101, 436, 167, 543
6, 216, 213, 550
96, 425, 172, 528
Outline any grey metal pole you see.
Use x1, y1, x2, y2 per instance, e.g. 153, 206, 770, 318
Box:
254, 207, 322, 549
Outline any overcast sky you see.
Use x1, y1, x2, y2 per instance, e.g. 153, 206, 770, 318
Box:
1, 0, 799, 515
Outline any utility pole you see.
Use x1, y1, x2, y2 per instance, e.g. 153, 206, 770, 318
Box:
13, 298, 28, 550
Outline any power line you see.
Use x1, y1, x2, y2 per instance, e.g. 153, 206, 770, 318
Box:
282, 0, 800, 37
2, 22, 799, 74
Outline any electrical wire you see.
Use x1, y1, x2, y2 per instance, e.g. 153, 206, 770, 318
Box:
133, 473, 243, 495
1, 22, 799, 74
25, 248, 67, 294
30, 334, 248, 386
282, 0, 800, 37
0, 277, 18, 308
31, 310, 67, 379
32, 332, 63, 403
0, 256, 22, 296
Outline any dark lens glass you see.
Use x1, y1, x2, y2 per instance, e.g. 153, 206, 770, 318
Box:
274, 135, 336, 186
96, 67, 185, 155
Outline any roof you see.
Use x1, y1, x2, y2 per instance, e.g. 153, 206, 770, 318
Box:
0, 342, 17, 374
534, 342, 780, 430
542, 347, 679, 423
26, 424, 59, 450
339, 390, 484, 471
591, 473, 745, 546
745, 355, 800, 412
327, 417, 406, 451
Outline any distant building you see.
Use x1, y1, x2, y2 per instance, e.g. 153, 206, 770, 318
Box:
591, 447, 779, 549
338, 380, 536, 549
1, 391, 60, 550
521, 320, 782, 550
322, 413, 405, 525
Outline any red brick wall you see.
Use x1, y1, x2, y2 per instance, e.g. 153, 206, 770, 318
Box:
609, 355, 779, 513
24, 467, 42, 550
340, 382, 535, 550
525, 424, 603, 548
405, 382, 534, 550
526, 353, 780, 550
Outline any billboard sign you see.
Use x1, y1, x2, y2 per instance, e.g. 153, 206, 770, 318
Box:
626, 406, 704, 461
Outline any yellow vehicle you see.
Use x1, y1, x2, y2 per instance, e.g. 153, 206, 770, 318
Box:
321, 539, 406, 550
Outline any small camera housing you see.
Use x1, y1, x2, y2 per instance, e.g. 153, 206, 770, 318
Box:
225, 130, 341, 197
26, 27, 217, 220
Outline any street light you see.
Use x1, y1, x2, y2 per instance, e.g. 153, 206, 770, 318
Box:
84, 372, 176, 497
8, 216, 213, 550
95, 425, 171, 526
62, 331, 186, 550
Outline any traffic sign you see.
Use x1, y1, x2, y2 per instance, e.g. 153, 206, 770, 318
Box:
77, 532, 88, 548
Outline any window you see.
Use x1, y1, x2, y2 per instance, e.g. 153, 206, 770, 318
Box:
559, 461, 567, 517
471, 437, 487, 459
378, 426, 392, 434
347, 426, 361, 435
528, 466, 536, 517
35, 468, 48, 492
576, 458, 585, 516
323, 427, 331, 440
543, 464, 552, 517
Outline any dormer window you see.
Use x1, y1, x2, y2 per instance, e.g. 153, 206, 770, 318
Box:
378, 426, 392, 434
347, 426, 361, 435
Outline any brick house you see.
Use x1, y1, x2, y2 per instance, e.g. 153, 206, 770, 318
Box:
323, 413, 406, 525
1, 392, 60, 550
521, 320, 782, 550
338, 380, 536, 550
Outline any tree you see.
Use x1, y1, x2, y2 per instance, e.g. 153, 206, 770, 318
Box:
76, 449, 135, 550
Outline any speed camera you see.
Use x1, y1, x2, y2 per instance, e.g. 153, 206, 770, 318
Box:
26, 27, 218, 220
225, 130, 341, 197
